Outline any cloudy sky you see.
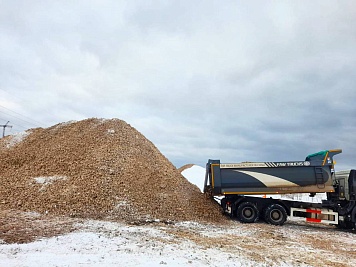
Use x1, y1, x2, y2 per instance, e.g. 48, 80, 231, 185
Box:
1, 0, 356, 169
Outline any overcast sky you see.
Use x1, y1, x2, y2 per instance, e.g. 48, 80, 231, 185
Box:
1, 0, 356, 169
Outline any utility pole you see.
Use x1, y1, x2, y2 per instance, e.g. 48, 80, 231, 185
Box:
0, 121, 12, 138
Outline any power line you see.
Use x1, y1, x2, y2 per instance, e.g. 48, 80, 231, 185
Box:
6, 121, 29, 131
0, 109, 41, 128
0, 104, 43, 126
0, 115, 38, 132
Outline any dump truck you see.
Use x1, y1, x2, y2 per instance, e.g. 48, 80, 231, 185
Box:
204, 149, 356, 229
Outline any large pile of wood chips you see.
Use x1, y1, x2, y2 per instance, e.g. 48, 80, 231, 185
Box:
0, 118, 223, 223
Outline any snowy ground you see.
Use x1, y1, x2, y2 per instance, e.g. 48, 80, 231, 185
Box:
3, 131, 31, 148
0, 219, 255, 267
0, 214, 355, 267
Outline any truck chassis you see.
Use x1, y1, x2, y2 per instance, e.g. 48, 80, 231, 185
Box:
221, 195, 340, 226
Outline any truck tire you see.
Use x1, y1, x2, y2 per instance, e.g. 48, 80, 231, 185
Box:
264, 204, 287, 226
337, 221, 353, 229
236, 202, 259, 223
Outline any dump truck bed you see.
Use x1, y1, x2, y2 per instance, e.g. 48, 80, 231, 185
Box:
204, 149, 342, 196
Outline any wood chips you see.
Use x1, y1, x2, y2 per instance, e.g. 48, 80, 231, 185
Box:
0, 118, 223, 223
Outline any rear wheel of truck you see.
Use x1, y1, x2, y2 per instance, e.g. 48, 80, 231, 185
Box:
236, 202, 259, 223
264, 204, 287, 225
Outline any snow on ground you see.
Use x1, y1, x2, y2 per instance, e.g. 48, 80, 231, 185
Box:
0, 218, 354, 267
33, 175, 68, 185
0, 220, 258, 267
33, 175, 68, 192
51, 120, 77, 130
5, 131, 31, 148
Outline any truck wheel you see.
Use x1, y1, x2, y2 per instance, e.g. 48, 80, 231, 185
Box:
264, 204, 287, 226
236, 202, 259, 223
343, 221, 356, 230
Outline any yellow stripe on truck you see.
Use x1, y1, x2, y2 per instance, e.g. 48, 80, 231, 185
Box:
211, 164, 219, 188
322, 151, 329, 166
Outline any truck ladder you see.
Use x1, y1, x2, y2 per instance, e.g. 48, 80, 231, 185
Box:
315, 167, 325, 189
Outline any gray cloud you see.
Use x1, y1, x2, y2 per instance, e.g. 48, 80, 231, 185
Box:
1, 0, 356, 170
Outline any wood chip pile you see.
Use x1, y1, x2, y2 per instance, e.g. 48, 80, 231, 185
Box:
0, 118, 223, 223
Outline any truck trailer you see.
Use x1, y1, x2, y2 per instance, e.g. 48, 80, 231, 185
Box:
204, 149, 356, 229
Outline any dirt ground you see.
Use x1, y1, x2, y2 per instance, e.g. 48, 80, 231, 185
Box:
1, 209, 354, 266
0, 210, 81, 244
170, 220, 356, 266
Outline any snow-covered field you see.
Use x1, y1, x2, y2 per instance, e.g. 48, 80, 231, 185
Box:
0, 165, 355, 267
0, 220, 257, 267
1, 216, 354, 267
